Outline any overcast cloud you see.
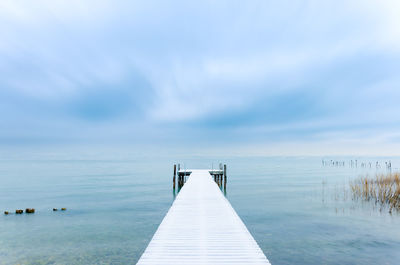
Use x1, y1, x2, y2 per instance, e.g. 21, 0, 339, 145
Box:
1, 0, 400, 154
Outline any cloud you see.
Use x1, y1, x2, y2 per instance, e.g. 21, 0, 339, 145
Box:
0, 0, 400, 153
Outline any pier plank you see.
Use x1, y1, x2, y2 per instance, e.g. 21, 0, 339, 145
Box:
137, 170, 270, 265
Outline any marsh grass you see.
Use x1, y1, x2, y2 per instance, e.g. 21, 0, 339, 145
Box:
350, 173, 400, 212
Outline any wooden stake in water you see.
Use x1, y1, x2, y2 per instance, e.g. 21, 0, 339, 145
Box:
224, 164, 227, 190
173, 164, 176, 189
223, 164, 227, 180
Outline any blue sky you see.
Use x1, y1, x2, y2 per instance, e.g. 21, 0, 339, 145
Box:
1, 1, 400, 154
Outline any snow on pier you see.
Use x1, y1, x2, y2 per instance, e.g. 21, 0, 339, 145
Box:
137, 169, 270, 265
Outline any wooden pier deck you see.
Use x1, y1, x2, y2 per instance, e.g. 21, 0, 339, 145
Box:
137, 169, 270, 265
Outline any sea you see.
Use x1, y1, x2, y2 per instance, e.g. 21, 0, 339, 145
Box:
1, 147, 400, 264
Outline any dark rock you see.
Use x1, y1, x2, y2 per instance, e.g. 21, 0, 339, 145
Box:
25, 208, 35, 213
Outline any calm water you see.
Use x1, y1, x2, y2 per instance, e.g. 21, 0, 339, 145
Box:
1, 148, 400, 264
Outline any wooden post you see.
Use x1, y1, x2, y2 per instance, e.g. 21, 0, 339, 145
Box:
173, 164, 176, 189
223, 164, 227, 182
224, 173, 227, 185
223, 165, 227, 191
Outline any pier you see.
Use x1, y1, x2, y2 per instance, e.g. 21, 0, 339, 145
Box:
137, 169, 270, 265
173, 163, 227, 191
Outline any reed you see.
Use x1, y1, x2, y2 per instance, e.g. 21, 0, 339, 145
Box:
350, 173, 400, 212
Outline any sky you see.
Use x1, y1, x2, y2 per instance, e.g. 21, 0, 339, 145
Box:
1, 0, 400, 155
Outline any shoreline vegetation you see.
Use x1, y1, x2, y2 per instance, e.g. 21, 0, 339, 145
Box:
350, 173, 400, 213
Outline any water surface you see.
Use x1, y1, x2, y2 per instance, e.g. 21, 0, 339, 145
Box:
1, 149, 400, 264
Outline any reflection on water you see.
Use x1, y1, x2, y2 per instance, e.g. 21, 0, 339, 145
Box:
1, 151, 400, 265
